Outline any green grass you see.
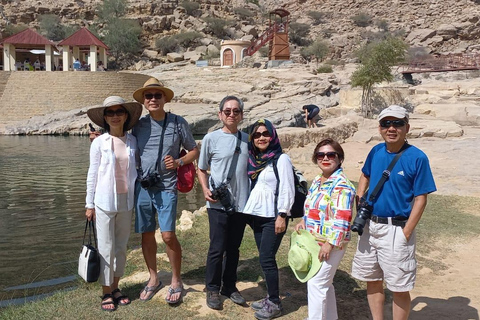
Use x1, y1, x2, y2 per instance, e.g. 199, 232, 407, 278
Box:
1, 193, 479, 319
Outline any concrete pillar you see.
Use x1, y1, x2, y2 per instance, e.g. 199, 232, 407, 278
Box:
99, 47, 107, 68
3, 44, 13, 71
45, 45, 52, 71
62, 45, 70, 71
89, 45, 97, 71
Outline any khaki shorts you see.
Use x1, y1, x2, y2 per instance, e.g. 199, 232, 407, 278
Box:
351, 220, 417, 292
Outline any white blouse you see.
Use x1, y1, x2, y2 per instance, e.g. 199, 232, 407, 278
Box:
243, 153, 295, 218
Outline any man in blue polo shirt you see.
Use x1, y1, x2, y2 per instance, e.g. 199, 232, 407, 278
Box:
351, 105, 436, 320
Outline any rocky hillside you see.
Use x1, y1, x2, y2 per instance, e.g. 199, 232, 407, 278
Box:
2, 0, 480, 67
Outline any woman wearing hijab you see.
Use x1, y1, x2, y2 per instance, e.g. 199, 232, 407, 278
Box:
85, 96, 142, 312
295, 138, 356, 320
243, 119, 295, 320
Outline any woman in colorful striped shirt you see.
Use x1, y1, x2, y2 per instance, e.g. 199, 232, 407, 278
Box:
295, 138, 356, 320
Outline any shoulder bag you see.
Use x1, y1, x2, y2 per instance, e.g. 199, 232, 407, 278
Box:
78, 219, 100, 283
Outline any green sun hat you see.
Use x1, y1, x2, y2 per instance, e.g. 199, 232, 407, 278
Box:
288, 229, 322, 283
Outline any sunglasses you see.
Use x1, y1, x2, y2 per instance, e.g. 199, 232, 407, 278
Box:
144, 93, 163, 100
316, 152, 338, 160
222, 109, 242, 116
252, 131, 271, 139
380, 119, 406, 128
104, 109, 127, 117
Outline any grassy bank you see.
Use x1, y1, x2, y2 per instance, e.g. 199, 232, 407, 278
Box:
1, 193, 479, 320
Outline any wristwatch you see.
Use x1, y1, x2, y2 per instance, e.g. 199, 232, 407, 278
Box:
279, 212, 287, 218
177, 158, 184, 167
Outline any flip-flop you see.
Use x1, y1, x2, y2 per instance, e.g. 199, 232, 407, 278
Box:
139, 281, 163, 302
112, 288, 131, 306
165, 284, 184, 305
101, 293, 117, 312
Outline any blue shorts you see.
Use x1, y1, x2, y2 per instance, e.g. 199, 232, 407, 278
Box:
134, 182, 178, 233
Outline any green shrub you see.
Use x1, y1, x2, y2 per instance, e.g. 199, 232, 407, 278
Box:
289, 22, 311, 46
300, 39, 329, 65
103, 18, 142, 66
204, 17, 228, 38
175, 31, 202, 48
258, 46, 269, 57
39, 14, 68, 41
375, 19, 389, 32
307, 11, 324, 25
351, 12, 372, 27
233, 7, 254, 19
317, 65, 333, 73
156, 36, 179, 55
96, 0, 127, 22
3, 24, 29, 37
181, 1, 200, 16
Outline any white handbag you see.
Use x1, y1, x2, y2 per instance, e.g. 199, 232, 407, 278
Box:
78, 219, 100, 282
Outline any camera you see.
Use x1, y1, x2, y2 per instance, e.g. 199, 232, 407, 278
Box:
211, 182, 235, 215
139, 172, 161, 189
351, 200, 373, 236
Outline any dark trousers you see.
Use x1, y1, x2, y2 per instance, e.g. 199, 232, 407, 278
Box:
247, 215, 288, 304
205, 208, 247, 293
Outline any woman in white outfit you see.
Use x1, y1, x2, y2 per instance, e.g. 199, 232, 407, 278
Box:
243, 119, 295, 320
85, 96, 142, 312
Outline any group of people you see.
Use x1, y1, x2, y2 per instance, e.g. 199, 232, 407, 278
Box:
85, 75, 436, 320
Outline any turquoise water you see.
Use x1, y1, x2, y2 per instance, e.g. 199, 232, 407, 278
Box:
0, 136, 202, 301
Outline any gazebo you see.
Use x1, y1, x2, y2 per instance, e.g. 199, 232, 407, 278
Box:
58, 27, 109, 72
1, 28, 57, 71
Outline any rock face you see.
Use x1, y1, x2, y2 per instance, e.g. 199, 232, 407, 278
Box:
2, 0, 480, 64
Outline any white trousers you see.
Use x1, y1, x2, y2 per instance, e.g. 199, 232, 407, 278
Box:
95, 193, 132, 286
307, 247, 346, 320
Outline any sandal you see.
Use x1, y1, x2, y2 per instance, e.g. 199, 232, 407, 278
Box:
139, 281, 163, 302
101, 293, 117, 312
112, 288, 131, 306
165, 284, 184, 305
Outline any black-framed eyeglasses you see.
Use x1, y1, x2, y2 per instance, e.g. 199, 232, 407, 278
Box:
380, 119, 406, 128
252, 131, 271, 139
104, 109, 127, 117
144, 93, 163, 100
222, 109, 242, 116
316, 152, 338, 160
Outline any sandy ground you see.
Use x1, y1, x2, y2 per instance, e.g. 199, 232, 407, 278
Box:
123, 124, 480, 319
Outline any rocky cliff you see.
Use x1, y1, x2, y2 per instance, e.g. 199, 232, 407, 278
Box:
2, 0, 480, 64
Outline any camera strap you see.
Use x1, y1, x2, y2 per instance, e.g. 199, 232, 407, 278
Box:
225, 131, 242, 184
368, 143, 409, 203
154, 113, 169, 173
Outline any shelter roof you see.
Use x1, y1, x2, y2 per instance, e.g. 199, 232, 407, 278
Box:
58, 28, 108, 49
270, 9, 290, 17
0, 28, 55, 48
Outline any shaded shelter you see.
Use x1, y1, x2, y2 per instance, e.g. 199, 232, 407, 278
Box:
1, 28, 57, 71
58, 28, 108, 72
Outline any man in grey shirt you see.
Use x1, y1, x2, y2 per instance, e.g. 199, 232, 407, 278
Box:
132, 78, 199, 304
197, 96, 250, 310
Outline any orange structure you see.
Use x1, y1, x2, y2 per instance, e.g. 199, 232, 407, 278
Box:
245, 9, 290, 61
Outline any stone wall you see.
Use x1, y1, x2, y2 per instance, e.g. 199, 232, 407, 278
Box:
0, 71, 151, 132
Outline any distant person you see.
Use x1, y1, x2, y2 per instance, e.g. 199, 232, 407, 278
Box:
197, 96, 249, 310
243, 119, 295, 320
34, 59, 41, 71
302, 104, 320, 128
73, 58, 81, 71
85, 96, 143, 312
132, 78, 199, 304
97, 61, 106, 71
351, 105, 436, 320
295, 138, 356, 320
23, 58, 31, 71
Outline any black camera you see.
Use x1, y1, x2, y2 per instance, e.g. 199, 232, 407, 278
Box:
351, 200, 373, 236
139, 172, 161, 189
211, 182, 235, 215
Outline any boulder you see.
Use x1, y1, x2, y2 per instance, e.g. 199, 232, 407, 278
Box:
436, 24, 458, 40
405, 28, 436, 44
167, 52, 184, 62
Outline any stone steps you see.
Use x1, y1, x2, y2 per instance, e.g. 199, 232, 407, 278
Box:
0, 72, 150, 127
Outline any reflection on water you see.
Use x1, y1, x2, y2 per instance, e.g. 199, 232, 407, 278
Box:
0, 136, 203, 300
